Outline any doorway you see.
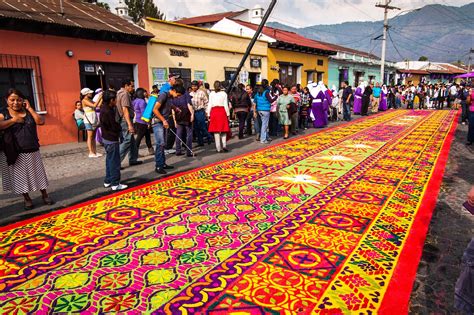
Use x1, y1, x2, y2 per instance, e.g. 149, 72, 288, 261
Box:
338, 69, 348, 88
170, 68, 192, 89
79, 61, 134, 91
249, 72, 259, 88
278, 63, 299, 86
354, 71, 365, 87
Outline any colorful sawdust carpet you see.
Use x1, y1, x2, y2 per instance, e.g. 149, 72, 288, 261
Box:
0, 110, 458, 314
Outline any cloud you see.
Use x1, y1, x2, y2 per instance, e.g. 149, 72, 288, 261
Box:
105, 0, 473, 25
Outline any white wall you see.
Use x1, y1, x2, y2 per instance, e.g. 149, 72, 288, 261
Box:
211, 18, 276, 43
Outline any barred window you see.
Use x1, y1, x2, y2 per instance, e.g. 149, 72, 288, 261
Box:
0, 54, 46, 113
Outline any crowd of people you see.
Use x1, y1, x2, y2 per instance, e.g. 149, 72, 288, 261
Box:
0, 74, 473, 209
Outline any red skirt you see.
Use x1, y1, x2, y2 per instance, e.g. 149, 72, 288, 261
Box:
208, 107, 230, 133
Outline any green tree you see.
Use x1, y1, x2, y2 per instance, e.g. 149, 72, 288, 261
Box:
418, 56, 429, 61
84, 0, 110, 11
96, 2, 110, 11
125, 0, 166, 24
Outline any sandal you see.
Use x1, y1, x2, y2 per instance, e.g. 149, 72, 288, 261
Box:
43, 196, 55, 205
24, 200, 34, 210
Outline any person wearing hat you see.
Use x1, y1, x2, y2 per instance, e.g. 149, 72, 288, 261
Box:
81, 87, 102, 158
160, 73, 179, 95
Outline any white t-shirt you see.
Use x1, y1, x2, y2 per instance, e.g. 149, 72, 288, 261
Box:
207, 91, 230, 117
450, 86, 457, 96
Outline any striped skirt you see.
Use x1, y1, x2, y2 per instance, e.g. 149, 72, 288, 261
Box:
1, 150, 49, 194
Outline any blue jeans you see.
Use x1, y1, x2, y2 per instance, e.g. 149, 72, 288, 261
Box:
254, 111, 261, 135
119, 120, 139, 164
194, 110, 211, 145
153, 123, 166, 169
343, 102, 351, 121
176, 124, 193, 155
104, 142, 121, 186
258, 111, 270, 143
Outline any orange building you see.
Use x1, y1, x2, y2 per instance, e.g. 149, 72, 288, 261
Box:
0, 0, 153, 145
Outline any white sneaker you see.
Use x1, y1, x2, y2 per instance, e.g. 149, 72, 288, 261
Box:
104, 183, 111, 188
88, 153, 98, 158
95, 153, 103, 157
462, 122, 466, 125
111, 184, 128, 191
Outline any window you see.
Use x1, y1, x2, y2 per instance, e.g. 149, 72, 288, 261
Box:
317, 59, 324, 66
0, 54, 45, 112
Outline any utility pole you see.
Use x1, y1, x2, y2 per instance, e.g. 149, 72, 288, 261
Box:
376, 0, 400, 84
468, 48, 474, 72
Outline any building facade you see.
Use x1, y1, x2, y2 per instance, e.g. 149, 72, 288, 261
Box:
210, 18, 336, 87
144, 18, 268, 89
395, 61, 467, 85
0, 0, 152, 145
327, 45, 397, 89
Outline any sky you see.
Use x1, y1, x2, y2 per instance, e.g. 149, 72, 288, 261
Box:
107, 0, 473, 26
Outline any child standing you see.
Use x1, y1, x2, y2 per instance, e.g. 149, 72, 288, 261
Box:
100, 90, 127, 191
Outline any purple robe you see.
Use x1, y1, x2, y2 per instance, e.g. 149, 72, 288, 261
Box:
95, 109, 103, 145
311, 91, 326, 128
379, 90, 388, 111
323, 90, 332, 126
353, 87, 363, 114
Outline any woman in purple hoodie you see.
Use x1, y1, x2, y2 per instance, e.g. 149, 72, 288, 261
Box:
132, 88, 154, 156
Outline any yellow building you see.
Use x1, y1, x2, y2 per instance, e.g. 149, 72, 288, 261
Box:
144, 18, 268, 88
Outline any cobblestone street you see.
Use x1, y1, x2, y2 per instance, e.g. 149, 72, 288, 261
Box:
409, 121, 474, 313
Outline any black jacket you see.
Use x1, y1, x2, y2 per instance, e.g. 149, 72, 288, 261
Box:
100, 105, 121, 142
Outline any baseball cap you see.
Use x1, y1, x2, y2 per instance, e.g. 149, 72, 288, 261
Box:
169, 73, 181, 79
80, 88, 94, 96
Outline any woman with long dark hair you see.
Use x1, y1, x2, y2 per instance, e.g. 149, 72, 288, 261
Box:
1, 89, 53, 209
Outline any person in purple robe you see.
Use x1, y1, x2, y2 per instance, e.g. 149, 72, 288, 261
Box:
323, 85, 332, 126
379, 84, 388, 111
310, 81, 328, 128
353, 82, 364, 115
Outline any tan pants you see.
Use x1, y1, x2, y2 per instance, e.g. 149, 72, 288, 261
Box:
372, 97, 380, 113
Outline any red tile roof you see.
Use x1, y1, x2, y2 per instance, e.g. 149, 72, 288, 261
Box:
231, 19, 336, 54
177, 11, 246, 26
324, 43, 380, 60
397, 69, 430, 75
0, 0, 153, 38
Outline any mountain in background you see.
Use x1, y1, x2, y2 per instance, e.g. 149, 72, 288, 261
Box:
268, 3, 473, 63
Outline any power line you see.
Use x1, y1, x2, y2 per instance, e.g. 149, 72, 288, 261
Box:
343, 0, 378, 20
387, 30, 406, 61
390, 28, 454, 54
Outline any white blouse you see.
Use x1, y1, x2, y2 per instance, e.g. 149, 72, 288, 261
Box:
207, 91, 230, 117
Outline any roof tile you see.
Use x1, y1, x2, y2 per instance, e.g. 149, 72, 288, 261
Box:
0, 0, 153, 37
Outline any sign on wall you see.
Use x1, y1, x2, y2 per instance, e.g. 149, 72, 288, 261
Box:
194, 70, 207, 81
240, 71, 249, 84
250, 58, 261, 68
84, 64, 95, 72
170, 48, 189, 57
152, 67, 168, 87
